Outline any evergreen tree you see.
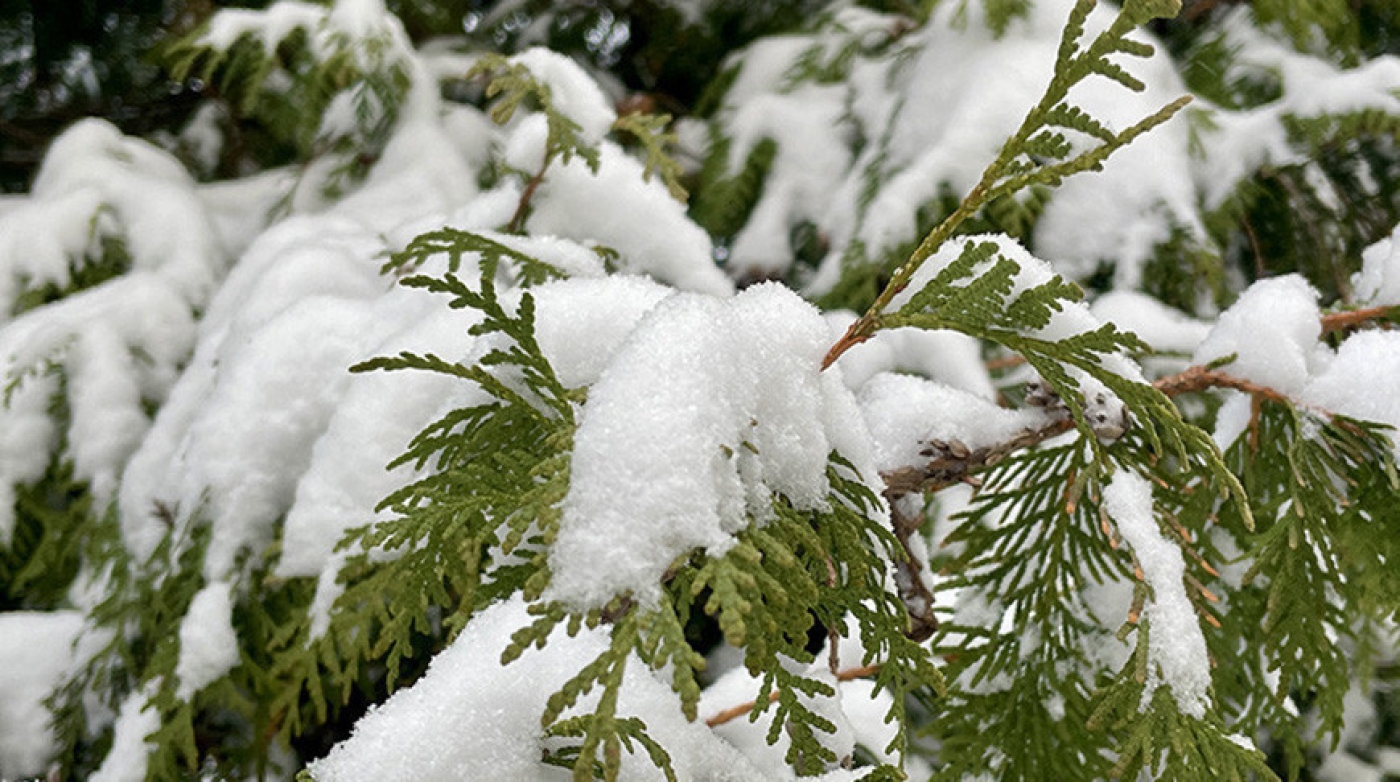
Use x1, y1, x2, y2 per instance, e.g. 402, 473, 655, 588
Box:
0, 0, 1397, 780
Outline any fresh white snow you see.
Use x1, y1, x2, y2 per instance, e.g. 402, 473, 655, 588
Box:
1102, 469, 1211, 719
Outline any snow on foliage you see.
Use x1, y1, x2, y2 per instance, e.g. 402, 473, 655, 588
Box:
1, 0, 1398, 779
550, 282, 880, 610
310, 595, 774, 781
1102, 469, 1211, 718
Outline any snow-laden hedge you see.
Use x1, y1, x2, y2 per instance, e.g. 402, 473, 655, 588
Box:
1, 0, 1398, 779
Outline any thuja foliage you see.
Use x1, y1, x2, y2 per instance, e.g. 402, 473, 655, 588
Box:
2, 0, 1400, 780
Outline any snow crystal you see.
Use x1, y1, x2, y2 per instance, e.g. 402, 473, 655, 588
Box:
310, 595, 768, 781
1352, 223, 1400, 307
1102, 469, 1211, 719
175, 581, 240, 699
858, 372, 1046, 473
548, 283, 880, 610
0, 611, 84, 777
90, 682, 161, 782
527, 275, 674, 389
1193, 274, 1324, 395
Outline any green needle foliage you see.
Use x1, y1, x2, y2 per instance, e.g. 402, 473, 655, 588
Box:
5, 1, 1400, 780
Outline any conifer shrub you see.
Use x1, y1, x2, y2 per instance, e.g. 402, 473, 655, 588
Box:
0, 0, 1398, 780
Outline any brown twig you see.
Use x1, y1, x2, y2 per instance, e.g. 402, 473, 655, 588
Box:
507, 149, 550, 234
888, 493, 940, 642
704, 664, 883, 728
1150, 365, 1292, 404
1322, 305, 1396, 333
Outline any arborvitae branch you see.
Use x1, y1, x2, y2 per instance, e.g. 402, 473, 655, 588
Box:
824, 0, 1189, 368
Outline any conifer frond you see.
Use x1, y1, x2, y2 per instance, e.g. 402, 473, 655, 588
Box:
1092, 653, 1276, 781
270, 251, 574, 744
881, 238, 1246, 524
827, 0, 1191, 365
469, 53, 602, 175
611, 112, 688, 202
1211, 403, 1399, 767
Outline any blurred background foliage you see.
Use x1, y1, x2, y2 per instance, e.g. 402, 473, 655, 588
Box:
1, 0, 1398, 302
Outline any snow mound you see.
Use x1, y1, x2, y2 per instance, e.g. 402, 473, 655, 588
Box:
548, 282, 880, 609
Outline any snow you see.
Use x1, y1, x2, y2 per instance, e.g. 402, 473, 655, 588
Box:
548, 282, 881, 610
509, 48, 617, 142
1090, 290, 1211, 355
89, 682, 161, 782
310, 595, 770, 781
526, 275, 674, 389
1302, 330, 1400, 453
1352, 223, 1400, 307
0, 611, 85, 778
174, 582, 241, 700
1101, 469, 1211, 719
505, 116, 733, 297
1193, 274, 1325, 395
828, 312, 995, 399
858, 372, 1047, 473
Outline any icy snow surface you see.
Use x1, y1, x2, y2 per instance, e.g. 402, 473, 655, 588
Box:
1102, 469, 1211, 719
549, 282, 881, 610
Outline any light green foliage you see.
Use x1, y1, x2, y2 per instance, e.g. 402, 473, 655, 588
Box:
270, 246, 575, 739
469, 53, 602, 177
611, 111, 689, 202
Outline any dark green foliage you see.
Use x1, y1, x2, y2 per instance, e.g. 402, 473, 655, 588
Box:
0, 459, 88, 611
48, 512, 212, 780
9, 208, 133, 318
931, 440, 1124, 779
499, 455, 942, 780
1092, 656, 1275, 781
691, 134, 778, 249
1208, 404, 1400, 777
1138, 222, 1229, 314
